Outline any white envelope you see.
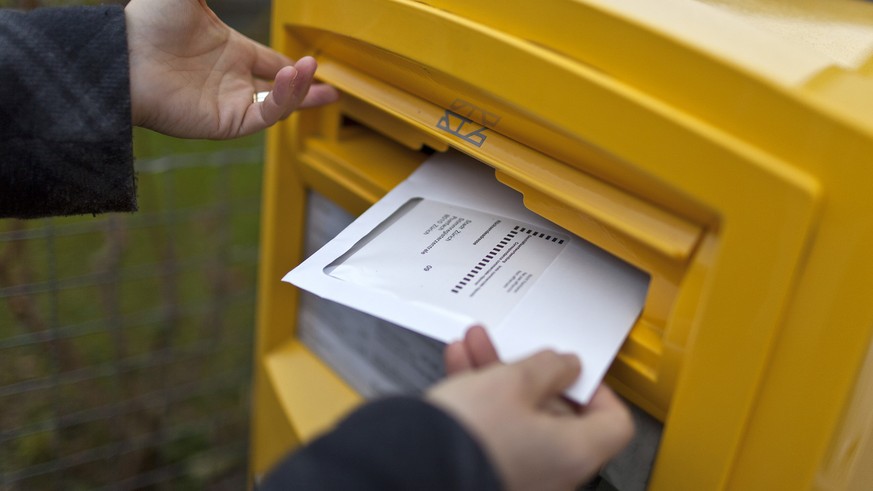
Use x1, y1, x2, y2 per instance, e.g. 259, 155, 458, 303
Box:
284, 151, 649, 403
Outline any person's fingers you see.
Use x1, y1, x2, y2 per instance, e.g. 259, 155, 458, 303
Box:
299, 83, 341, 109
509, 351, 581, 403
542, 396, 579, 416
463, 325, 500, 368
560, 386, 634, 464
194, 0, 220, 19
249, 38, 294, 80
445, 326, 500, 375
255, 65, 301, 126
238, 57, 337, 136
253, 79, 273, 93
463, 328, 579, 415
585, 384, 624, 412
235, 65, 301, 135
444, 340, 473, 375
280, 56, 317, 116
245, 34, 338, 108
255, 57, 314, 125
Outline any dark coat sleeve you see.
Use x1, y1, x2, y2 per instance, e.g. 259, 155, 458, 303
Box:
259, 397, 504, 491
0, 5, 136, 219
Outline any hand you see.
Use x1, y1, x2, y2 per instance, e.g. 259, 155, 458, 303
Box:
444, 324, 502, 374
429, 326, 634, 491
124, 0, 338, 139
446, 325, 579, 415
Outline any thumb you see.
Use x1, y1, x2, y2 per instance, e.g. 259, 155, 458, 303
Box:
508, 350, 581, 404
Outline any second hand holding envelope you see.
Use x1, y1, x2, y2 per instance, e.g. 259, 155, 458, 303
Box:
285, 151, 649, 403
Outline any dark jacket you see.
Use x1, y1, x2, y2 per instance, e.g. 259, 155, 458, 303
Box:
0, 5, 136, 218
260, 397, 501, 491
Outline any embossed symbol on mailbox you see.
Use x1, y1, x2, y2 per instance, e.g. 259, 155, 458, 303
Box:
437, 109, 489, 147
436, 99, 500, 148
449, 99, 502, 127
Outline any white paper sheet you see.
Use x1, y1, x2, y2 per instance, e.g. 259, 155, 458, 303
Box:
285, 151, 649, 403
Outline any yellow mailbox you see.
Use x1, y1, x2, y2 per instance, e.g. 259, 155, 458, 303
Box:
251, 1, 873, 489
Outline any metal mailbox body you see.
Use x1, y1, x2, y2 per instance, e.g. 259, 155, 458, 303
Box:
252, 1, 873, 489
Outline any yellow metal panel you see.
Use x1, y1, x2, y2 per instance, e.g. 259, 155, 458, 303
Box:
341, 95, 449, 152
264, 341, 363, 442
315, 58, 702, 270
300, 130, 425, 215
250, 365, 299, 478
254, 1, 873, 489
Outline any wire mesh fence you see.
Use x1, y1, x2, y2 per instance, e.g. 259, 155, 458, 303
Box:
1, 132, 266, 490
1, 2, 271, 489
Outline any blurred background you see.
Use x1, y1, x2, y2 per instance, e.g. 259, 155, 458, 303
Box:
1, 1, 273, 489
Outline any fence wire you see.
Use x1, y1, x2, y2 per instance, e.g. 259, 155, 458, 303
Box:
1, 141, 265, 490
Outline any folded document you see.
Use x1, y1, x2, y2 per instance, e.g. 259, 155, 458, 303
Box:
285, 151, 649, 403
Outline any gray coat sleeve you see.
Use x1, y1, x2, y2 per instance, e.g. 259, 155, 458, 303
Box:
0, 5, 136, 219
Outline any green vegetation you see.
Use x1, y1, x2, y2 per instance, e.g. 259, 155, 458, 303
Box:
1, 129, 266, 489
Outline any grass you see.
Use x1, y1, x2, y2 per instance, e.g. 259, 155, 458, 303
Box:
1, 128, 266, 490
